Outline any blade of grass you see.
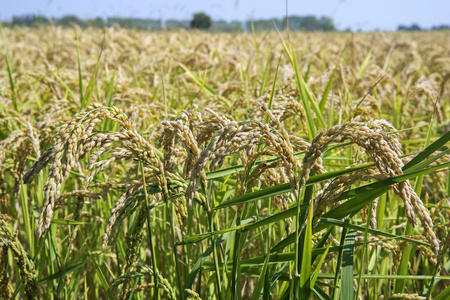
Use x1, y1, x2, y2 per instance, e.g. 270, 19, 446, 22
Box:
179, 67, 208, 113
250, 253, 270, 300
51, 219, 88, 226
403, 129, 450, 170
183, 235, 227, 292
259, 51, 273, 97
395, 118, 434, 293
76, 31, 84, 104
262, 54, 281, 124
298, 185, 314, 298
341, 230, 356, 300
310, 244, 331, 289
177, 62, 216, 95
434, 285, 450, 300
356, 51, 371, 78
273, 24, 325, 141
214, 162, 375, 210
139, 161, 160, 299
312, 283, 333, 300
319, 41, 348, 113
319, 69, 335, 113
19, 183, 34, 258
39, 259, 90, 283
79, 231, 114, 300
356, 201, 373, 299
79, 38, 104, 111
1, 26, 19, 111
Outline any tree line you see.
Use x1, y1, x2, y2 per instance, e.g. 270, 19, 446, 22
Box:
3, 13, 336, 32
397, 23, 450, 31
3, 14, 449, 32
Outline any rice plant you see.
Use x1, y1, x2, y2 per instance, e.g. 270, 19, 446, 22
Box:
0, 26, 449, 299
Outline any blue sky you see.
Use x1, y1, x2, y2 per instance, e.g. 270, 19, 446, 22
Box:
2, 0, 449, 31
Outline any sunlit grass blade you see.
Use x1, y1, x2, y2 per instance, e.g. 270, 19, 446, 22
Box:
259, 51, 273, 97
263, 54, 281, 124
319, 69, 334, 113
310, 244, 331, 289
356, 51, 372, 78
403, 129, 450, 171
341, 230, 356, 300
1, 26, 19, 111
177, 62, 216, 95
39, 259, 90, 284
298, 187, 314, 298
76, 32, 84, 103
396, 119, 435, 293
329, 161, 450, 211
319, 42, 347, 113
312, 283, 333, 300
179, 67, 208, 113
79, 38, 104, 111
183, 235, 227, 292
177, 217, 254, 245
250, 253, 270, 300
50, 219, 88, 226
319, 218, 429, 246
435, 285, 450, 300
274, 25, 325, 141
214, 162, 374, 210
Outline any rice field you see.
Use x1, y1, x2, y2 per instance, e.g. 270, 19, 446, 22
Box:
0, 26, 449, 299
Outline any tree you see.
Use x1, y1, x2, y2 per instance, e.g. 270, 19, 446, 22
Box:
397, 23, 422, 31
190, 12, 212, 30
86, 17, 105, 28
11, 15, 48, 27
432, 24, 450, 30
319, 16, 335, 31
57, 15, 85, 28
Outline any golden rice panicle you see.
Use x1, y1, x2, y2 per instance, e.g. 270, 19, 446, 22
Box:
102, 186, 141, 249
301, 118, 439, 254
186, 117, 243, 206
186, 289, 202, 300
54, 190, 102, 210
113, 265, 176, 300
0, 220, 41, 299
124, 202, 147, 271
0, 181, 11, 299
159, 110, 201, 177
23, 103, 137, 237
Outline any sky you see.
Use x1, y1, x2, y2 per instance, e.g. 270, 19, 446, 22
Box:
1, 0, 449, 31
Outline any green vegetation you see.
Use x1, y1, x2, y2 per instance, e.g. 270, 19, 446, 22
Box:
2, 14, 337, 32
4, 14, 450, 32
190, 13, 212, 30
0, 26, 449, 299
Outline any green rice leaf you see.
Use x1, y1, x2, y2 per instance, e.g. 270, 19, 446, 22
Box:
341, 230, 356, 300
250, 253, 270, 300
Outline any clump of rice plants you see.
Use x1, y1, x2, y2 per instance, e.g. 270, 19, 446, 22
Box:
0, 26, 449, 299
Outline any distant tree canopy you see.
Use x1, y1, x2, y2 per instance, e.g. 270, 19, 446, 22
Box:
4, 14, 450, 32
211, 20, 242, 32
190, 12, 212, 30
431, 24, 450, 31
11, 15, 48, 27
57, 15, 84, 27
246, 15, 336, 32
397, 23, 422, 31
166, 19, 190, 30
107, 17, 161, 30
